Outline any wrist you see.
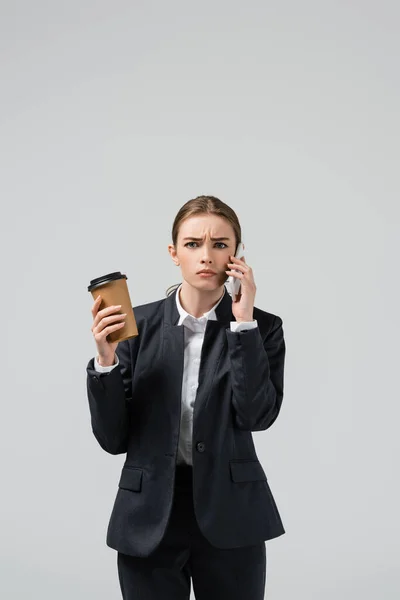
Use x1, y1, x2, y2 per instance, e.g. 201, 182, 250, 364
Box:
97, 354, 116, 367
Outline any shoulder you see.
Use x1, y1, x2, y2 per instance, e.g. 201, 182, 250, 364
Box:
133, 296, 165, 314
123, 297, 166, 350
132, 297, 166, 324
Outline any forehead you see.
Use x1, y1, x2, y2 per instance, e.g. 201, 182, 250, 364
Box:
178, 214, 234, 238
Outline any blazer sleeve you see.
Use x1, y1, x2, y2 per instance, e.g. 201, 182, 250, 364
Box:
226, 315, 286, 431
86, 333, 139, 455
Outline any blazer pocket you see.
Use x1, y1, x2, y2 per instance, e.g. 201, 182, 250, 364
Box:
229, 459, 267, 483
118, 466, 143, 492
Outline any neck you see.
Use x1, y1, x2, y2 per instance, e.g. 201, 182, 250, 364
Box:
179, 281, 225, 318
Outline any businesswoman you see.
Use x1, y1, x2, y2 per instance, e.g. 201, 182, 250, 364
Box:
86, 195, 286, 600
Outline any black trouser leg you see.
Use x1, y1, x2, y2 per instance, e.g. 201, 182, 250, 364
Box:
116, 465, 266, 600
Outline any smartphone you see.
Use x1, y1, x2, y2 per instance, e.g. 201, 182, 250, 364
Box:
226, 242, 245, 298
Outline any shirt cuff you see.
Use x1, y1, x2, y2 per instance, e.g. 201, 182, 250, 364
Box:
94, 353, 120, 372
230, 320, 258, 333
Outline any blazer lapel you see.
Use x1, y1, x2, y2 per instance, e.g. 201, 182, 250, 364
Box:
161, 294, 185, 420
161, 286, 234, 420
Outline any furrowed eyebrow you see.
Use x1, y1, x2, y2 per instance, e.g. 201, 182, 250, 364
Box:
182, 237, 231, 241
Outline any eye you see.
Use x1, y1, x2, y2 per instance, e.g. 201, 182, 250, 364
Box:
184, 242, 228, 249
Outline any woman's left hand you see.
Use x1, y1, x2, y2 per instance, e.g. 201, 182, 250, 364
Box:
225, 255, 257, 322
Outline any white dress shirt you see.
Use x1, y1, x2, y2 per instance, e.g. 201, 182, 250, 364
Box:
94, 285, 258, 465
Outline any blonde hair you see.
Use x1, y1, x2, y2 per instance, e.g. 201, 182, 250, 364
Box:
166, 195, 241, 296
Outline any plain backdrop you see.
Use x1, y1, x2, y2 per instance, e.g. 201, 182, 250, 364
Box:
1, 1, 399, 598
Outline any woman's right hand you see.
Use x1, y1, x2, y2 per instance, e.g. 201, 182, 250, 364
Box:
91, 295, 126, 366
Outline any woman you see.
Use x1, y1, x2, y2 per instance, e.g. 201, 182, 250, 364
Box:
86, 195, 286, 600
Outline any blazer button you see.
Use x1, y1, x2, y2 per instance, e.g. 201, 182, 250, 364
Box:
196, 442, 206, 453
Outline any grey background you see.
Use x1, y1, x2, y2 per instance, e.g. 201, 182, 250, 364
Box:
1, 1, 399, 598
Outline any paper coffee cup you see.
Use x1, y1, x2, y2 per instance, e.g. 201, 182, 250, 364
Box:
88, 271, 138, 343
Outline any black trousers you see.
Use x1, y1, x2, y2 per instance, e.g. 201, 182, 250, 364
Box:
117, 465, 266, 599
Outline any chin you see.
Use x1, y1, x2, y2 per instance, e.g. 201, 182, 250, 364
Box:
197, 278, 224, 290
187, 277, 221, 290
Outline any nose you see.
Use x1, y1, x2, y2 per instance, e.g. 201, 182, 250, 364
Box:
200, 247, 213, 264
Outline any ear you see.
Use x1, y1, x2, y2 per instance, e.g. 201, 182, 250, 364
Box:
168, 244, 180, 266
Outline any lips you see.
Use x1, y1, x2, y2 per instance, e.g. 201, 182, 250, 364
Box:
198, 270, 216, 275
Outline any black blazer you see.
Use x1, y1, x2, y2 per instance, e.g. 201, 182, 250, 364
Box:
86, 286, 286, 557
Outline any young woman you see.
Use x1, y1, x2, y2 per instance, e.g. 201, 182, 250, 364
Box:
87, 195, 286, 600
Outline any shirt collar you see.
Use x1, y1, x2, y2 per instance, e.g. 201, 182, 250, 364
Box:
175, 283, 225, 331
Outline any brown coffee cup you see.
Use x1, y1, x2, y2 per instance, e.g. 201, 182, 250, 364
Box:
88, 271, 138, 343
